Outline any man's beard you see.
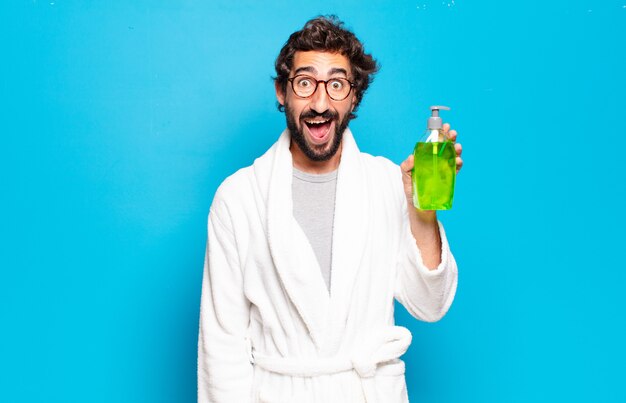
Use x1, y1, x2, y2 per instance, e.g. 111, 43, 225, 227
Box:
285, 103, 350, 162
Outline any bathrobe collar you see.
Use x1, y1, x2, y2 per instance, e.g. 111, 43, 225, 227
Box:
254, 128, 369, 352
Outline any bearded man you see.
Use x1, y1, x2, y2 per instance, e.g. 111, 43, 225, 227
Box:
198, 15, 463, 403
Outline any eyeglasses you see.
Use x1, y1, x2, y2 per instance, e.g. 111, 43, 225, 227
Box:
287, 75, 355, 101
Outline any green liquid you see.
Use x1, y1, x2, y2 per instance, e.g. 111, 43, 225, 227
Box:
412, 141, 456, 210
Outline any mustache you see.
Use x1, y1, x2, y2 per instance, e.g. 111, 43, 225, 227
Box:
300, 110, 338, 121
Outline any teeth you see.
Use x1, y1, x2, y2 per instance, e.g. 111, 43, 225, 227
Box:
305, 119, 329, 125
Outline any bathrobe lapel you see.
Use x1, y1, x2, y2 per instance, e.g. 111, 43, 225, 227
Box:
327, 129, 369, 352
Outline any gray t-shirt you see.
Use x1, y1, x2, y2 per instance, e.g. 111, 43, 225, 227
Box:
292, 167, 338, 293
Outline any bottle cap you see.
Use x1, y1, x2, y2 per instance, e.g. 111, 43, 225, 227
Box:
427, 105, 451, 129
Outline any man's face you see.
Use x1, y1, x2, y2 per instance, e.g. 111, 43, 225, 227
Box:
276, 51, 356, 162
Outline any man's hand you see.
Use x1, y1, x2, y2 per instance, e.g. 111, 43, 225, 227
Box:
399, 123, 463, 269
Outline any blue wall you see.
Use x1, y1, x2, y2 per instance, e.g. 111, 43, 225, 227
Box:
1, 1, 625, 402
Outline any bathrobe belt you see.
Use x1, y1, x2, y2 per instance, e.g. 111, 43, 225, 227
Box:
252, 326, 412, 403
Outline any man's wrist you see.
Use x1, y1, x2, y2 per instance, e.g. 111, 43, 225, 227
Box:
408, 205, 438, 225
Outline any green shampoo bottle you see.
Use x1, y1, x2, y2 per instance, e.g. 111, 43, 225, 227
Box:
412, 105, 456, 210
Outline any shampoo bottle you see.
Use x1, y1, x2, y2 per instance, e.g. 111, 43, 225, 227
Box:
412, 105, 456, 210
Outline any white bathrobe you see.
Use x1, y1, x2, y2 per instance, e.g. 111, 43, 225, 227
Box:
198, 128, 458, 403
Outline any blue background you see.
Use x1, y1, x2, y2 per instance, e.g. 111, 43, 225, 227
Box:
1, 1, 625, 402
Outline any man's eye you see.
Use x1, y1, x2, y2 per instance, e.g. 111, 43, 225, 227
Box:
297, 79, 312, 87
329, 80, 343, 90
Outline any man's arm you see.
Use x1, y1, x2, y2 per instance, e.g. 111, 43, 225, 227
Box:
394, 200, 458, 322
198, 198, 253, 402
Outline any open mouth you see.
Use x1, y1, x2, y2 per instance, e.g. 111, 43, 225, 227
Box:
303, 118, 333, 142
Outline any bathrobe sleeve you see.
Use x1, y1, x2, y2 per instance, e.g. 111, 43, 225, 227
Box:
394, 196, 459, 323
198, 195, 253, 402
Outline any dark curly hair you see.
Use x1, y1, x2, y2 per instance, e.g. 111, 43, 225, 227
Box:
274, 15, 379, 120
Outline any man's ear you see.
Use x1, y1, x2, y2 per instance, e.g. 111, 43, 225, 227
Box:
275, 81, 285, 106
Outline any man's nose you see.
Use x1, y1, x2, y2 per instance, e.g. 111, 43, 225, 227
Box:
309, 82, 330, 113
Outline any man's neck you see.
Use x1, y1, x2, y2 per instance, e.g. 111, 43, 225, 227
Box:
290, 141, 342, 174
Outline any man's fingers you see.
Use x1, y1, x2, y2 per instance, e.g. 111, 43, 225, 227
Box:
448, 129, 457, 142
455, 142, 462, 157
440, 124, 463, 173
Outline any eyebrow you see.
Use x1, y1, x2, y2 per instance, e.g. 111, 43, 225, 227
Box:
328, 67, 348, 77
294, 66, 316, 75
293, 66, 349, 78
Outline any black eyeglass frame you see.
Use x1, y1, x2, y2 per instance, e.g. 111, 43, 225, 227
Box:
287, 75, 355, 101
